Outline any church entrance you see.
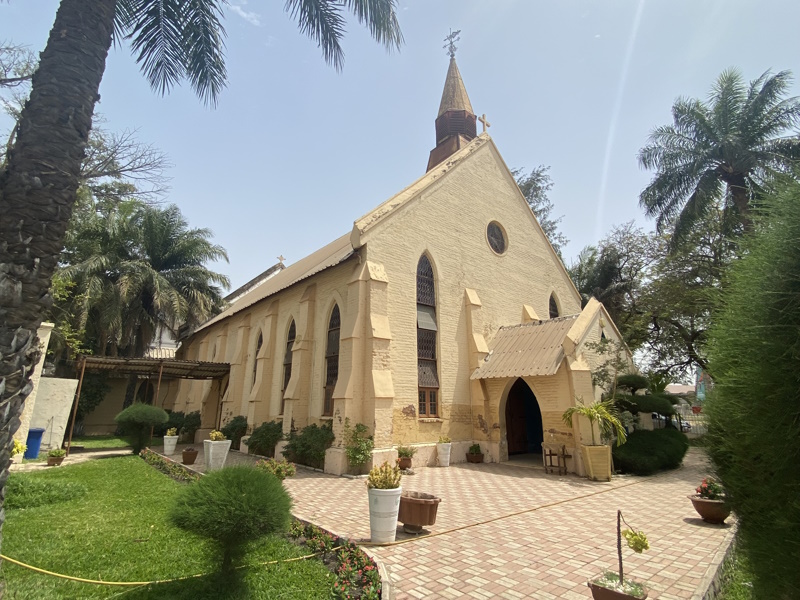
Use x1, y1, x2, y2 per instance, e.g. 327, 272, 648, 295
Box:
505, 378, 544, 457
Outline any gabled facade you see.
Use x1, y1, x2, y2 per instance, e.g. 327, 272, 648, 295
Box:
168, 58, 628, 476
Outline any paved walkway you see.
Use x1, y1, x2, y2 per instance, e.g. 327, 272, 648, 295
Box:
152, 445, 733, 599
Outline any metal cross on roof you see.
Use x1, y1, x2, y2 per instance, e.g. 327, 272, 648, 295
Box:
479, 113, 491, 133
277, 255, 286, 264
443, 29, 461, 59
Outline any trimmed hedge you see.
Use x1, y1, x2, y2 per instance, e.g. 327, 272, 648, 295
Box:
283, 422, 335, 469
115, 403, 168, 453
613, 428, 689, 475
221, 415, 248, 450
248, 420, 284, 457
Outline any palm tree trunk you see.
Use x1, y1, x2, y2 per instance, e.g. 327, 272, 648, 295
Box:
729, 178, 751, 231
0, 0, 116, 562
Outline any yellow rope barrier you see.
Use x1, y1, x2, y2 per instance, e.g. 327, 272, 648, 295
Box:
0, 552, 320, 587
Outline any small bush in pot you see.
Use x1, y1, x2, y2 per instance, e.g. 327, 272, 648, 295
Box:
115, 402, 169, 453
689, 478, 731, 524
47, 448, 67, 466
466, 443, 484, 463
396, 445, 416, 469
182, 446, 198, 465
366, 461, 403, 543
367, 461, 402, 489
588, 510, 649, 599
436, 435, 452, 467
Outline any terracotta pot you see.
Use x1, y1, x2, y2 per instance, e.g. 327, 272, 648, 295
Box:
688, 495, 731, 524
692, 406, 702, 414
398, 491, 441, 533
47, 456, 65, 467
397, 457, 412, 470
466, 452, 484, 463
588, 581, 648, 600
182, 449, 198, 465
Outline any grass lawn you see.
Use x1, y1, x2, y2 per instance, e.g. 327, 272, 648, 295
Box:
717, 550, 753, 600
69, 435, 133, 450
1, 457, 333, 599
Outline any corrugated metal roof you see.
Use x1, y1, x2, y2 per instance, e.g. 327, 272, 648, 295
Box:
80, 356, 230, 380
470, 315, 580, 380
194, 233, 355, 334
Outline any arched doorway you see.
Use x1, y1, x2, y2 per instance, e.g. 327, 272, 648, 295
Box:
505, 378, 544, 457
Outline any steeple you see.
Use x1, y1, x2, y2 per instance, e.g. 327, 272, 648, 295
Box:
427, 31, 478, 172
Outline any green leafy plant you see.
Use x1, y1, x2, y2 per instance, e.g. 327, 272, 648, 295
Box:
613, 428, 688, 475
696, 478, 725, 500
467, 443, 482, 454
283, 422, 335, 469
114, 402, 169, 453
366, 461, 401, 489
221, 415, 248, 450
169, 465, 292, 571
11, 439, 26, 457
562, 397, 627, 446
165, 427, 178, 437
437, 435, 451, 444
48, 448, 67, 458
344, 420, 374, 470
155, 410, 186, 437
590, 510, 649, 598
181, 411, 201, 441
255, 458, 296, 481
247, 420, 284, 457
396, 446, 416, 459
208, 429, 226, 441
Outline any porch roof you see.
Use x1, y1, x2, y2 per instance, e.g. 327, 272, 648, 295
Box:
470, 315, 579, 380
77, 355, 230, 380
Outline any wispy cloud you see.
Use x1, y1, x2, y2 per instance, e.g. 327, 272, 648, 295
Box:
229, 1, 261, 27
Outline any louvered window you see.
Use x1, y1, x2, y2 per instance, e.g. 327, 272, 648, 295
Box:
281, 320, 296, 414
417, 255, 439, 417
252, 332, 263, 386
323, 305, 340, 417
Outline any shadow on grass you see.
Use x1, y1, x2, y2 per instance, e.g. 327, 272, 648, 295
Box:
121, 570, 247, 600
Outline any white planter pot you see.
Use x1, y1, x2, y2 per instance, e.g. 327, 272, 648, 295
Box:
163, 435, 179, 456
368, 487, 402, 544
204, 439, 232, 471
436, 442, 452, 467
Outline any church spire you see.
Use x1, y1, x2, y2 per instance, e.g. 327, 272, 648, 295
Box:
427, 30, 478, 172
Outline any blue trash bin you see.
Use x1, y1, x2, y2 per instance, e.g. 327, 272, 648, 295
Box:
23, 427, 46, 459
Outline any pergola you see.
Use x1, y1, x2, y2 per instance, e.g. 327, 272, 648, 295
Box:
67, 355, 230, 455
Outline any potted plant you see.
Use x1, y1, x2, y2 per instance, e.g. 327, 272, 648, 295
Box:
396, 445, 417, 470
562, 398, 627, 481
436, 435, 452, 467
163, 427, 179, 456
398, 491, 441, 534
204, 430, 232, 471
182, 446, 199, 465
47, 448, 66, 466
366, 461, 402, 543
466, 443, 484, 463
588, 510, 649, 599
688, 478, 731, 524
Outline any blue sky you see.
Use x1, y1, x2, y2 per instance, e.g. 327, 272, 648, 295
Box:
4, 1, 800, 291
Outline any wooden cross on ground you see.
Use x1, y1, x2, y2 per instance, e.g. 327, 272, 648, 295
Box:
479, 113, 491, 133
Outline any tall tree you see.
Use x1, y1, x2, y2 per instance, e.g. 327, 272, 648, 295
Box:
705, 176, 800, 599
513, 166, 568, 256
638, 69, 800, 246
0, 0, 402, 560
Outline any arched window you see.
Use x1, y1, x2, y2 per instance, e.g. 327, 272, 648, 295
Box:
323, 305, 341, 417
252, 332, 263, 386
281, 320, 296, 414
417, 255, 439, 417
549, 293, 559, 319
136, 381, 155, 405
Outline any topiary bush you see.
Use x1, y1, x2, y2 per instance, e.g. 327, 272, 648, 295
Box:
221, 415, 248, 450
247, 420, 284, 457
283, 422, 335, 469
615, 374, 650, 394
181, 411, 201, 442
114, 403, 169, 453
169, 465, 292, 570
612, 428, 689, 475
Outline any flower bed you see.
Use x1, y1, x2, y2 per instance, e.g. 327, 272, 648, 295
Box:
139, 447, 200, 482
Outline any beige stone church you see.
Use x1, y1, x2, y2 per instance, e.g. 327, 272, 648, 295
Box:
168, 57, 625, 476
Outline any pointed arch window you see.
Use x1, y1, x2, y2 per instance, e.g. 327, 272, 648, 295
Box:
549, 294, 559, 319
252, 332, 263, 387
136, 381, 155, 405
323, 304, 341, 417
417, 255, 439, 417
281, 320, 296, 414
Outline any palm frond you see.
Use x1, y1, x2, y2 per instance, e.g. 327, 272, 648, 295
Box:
284, 0, 346, 70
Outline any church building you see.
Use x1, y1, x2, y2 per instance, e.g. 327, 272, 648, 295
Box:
168, 54, 626, 477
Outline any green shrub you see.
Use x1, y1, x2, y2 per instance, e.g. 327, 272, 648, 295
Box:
344, 420, 373, 471
248, 420, 284, 457
629, 394, 676, 416
169, 466, 292, 570
283, 422, 335, 469
5, 475, 88, 509
154, 410, 186, 437
616, 374, 650, 393
114, 403, 169, 453
221, 415, 248, 450
181, 411, 201, 441
255, 458, 296, 480
613, 428, 689, 475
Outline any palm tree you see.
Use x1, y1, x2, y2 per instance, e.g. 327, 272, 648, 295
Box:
638, 69, 800, 245
0, 0, 402, 553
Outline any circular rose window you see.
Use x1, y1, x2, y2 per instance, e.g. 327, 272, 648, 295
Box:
487, 221, 507, 254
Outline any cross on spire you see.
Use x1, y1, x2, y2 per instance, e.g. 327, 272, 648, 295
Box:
478, 113, 491, 133
443, 29, 461, 59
